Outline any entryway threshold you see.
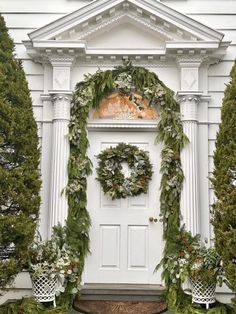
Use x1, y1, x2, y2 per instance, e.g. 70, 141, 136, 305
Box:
79, 283, 165, 301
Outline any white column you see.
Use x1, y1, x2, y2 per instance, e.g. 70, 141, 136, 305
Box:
48, 93, 71, 235
178, 93, 201, 235
177, 56, 203, 235
48, 57, 74, 236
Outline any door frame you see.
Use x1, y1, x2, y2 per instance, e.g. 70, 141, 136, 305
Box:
82, 118, 163, 285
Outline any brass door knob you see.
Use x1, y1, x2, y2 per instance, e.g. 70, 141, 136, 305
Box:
149, 217, 158, 223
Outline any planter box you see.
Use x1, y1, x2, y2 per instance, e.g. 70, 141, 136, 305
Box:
31, 273, 57, 307
191, 279, 216, 309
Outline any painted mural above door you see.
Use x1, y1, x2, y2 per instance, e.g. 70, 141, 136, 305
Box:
92, 92, 158, 120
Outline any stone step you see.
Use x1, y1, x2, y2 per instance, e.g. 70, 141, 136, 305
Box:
78, 284, 165, 301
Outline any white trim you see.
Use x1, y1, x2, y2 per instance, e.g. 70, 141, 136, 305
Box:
166, 41, 220, 49
87, 119, 158, 131
27, 0, 224, 42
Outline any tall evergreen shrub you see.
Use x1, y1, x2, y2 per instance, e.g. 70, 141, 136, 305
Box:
0, 15, 41, 288
212, 60, 236, 309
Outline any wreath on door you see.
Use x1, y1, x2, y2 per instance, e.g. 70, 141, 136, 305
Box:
96, 143, 153, 199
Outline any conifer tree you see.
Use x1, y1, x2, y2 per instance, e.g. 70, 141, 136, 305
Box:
212, 60, 236, 309
0, 15, 41, 288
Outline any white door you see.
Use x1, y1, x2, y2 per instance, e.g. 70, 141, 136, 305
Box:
84, 131, 163, 284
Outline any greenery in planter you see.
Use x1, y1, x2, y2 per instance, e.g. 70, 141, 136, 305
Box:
212, 60, 236, 310
0, 15, 41, 288
159, 228, 232, 314
162, 228, 223, 287
29, 225, 82, 297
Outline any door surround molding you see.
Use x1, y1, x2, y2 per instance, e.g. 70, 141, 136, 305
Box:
87, 119, 158, 132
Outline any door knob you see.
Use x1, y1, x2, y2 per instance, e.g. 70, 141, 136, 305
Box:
149, 217, 158, 223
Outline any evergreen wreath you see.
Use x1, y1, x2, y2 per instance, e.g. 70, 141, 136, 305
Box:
96, 143, 153, 199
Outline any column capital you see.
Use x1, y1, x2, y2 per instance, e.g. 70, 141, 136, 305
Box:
49, 90, 72, 100
177, 91, 203, 103
49, 91, 72, 121
177, 92, 203, 122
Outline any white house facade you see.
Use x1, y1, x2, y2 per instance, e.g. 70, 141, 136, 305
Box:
0, 0, 235, 303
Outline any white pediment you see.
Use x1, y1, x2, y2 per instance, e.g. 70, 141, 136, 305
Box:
86, 20, 166, 50
24, 0, 229, 62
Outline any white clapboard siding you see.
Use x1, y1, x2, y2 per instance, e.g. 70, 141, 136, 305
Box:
161, 0, 236, 14
188, 14, 236, 30
27, 75, 44, 92
208, 61, 235, 76
22, 60, 43, 75
208, 138, 217, 156
208, 76, 230, 92
2, 13, 64, 29
14, 44, 31, 59
31, 91, 44, 106
221, 48, 236, 62
222, 30, 236, 44
0, 0, 90, 13
208, 108, 221, 124
8, 28, 36, 43
208, 92, 224, 108
33, 106, 43, 123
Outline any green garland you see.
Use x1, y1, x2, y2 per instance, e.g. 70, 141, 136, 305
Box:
66, 61, 188, 311
96, 143, 153, 199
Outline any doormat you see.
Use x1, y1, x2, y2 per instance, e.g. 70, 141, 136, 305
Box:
74, 300, 167, 314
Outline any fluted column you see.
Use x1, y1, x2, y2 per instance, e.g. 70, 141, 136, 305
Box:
176, 55, 204, 235
178, 92, 201, 235
48, 93, 71, 235
47, 56, 74, 237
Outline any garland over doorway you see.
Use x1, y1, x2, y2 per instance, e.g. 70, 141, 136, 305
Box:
66, 61, 188, 307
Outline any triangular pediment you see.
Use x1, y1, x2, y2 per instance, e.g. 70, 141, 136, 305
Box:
25, 0, 229, 61
86, 18, 168, 50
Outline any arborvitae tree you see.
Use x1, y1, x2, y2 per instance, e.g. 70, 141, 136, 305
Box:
212, 60, 236, 309
0, 15, 41, 288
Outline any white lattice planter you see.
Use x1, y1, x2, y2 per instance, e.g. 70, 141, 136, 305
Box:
31, 273, 57, 307
191, 279, 216, 309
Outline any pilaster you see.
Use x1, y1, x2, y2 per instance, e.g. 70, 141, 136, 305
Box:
47, 56, 74, 237
177, 92, 202, 235
177, 55, 204, 235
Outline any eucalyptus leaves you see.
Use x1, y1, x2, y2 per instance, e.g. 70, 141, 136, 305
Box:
96, 143, 153, 199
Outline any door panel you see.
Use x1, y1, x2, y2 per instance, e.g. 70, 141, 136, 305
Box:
84, 131, 163, 284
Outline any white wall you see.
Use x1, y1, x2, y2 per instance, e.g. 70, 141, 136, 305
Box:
0, 0, 235, 289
